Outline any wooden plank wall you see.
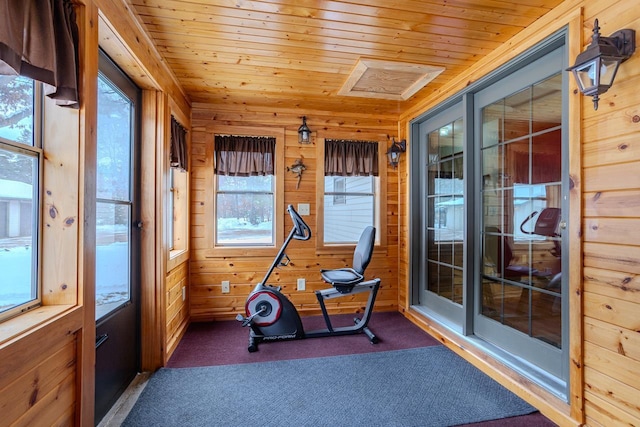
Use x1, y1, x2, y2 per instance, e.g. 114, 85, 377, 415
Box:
0, 0, 94, 421
166, 260, 189, 359
0, 0, 193, 424
164, 102, 192, 363
398, 1, 640, 425
189, 105, 399, 321
0, 309, 82, 426
580, 2, 640, 426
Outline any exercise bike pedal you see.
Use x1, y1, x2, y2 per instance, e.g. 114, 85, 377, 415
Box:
236, 305, 267, 327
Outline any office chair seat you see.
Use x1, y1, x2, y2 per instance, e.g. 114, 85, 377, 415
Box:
321, 226, 375, 294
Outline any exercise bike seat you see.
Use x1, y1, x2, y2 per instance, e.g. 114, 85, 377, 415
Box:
321, 226, 375, 294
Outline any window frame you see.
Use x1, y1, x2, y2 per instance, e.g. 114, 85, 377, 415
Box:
167, 107, 190, 270
205, 125, 285, 257
315, 133, 387, 253
0, 77, 43, 323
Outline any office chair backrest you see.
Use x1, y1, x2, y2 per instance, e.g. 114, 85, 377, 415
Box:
533, 207, 561, 237
353, 226, 376, 275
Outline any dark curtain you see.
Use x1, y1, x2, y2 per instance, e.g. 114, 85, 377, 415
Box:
325, 139, 379, 177
0, 0, 79, 107
170, 116, 188, 171
214, 135, 275, 176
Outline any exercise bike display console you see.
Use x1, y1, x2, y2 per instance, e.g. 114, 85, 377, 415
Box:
236, 205, 381, 352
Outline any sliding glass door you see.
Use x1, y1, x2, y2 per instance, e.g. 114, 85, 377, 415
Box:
417, 104, 466, 328
474, 47, 567, 380
411, 39, 569, 394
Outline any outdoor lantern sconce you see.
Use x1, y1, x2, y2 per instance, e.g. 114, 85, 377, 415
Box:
298, 116, 311, 144
567, 18, 636, 110
387, 138, 406, 169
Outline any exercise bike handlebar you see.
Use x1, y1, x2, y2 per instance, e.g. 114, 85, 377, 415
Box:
255, 205, 311, 288
520, 210, 538, 235
287, 204, 311, 241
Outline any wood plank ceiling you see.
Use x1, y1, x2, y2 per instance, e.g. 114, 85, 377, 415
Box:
127, 0, 565, 116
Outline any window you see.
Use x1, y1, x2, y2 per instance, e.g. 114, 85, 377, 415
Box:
324, 175, 375, 243
168, 168, 189, 254
168, 114, 188, 259
214, 135, 276, 246
167, 168, 189, 258
321, 139, 381, 245
0, 75, 41, 321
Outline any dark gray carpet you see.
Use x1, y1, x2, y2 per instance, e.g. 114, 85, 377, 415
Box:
124, 346, 536, 427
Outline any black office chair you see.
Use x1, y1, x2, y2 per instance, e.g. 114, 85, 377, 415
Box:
320, 226, 376, 294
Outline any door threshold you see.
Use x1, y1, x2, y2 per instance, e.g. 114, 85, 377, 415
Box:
97, 372, 151, 427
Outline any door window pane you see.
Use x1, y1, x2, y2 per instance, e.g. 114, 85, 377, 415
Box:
503, 88, 531, 142
532, 74, 562, 133
480, 72, 563, 348
97, 77, 132, 202
96, 72, 134, 320
95, 202, 131, 319
426, 118, 464, 304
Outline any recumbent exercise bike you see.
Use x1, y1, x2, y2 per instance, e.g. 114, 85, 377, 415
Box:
236, 205, 381, 352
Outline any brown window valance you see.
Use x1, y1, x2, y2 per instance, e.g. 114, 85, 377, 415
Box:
170, 116, 188, 171
325, 139, 379, 177
0, 0, 79, 107
214, 135, 275, 176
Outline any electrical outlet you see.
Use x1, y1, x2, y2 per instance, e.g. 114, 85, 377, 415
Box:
222, 280, 230, 294
297, 203, 310, 216
181, 286, 186, 301
297, 278, 306, 291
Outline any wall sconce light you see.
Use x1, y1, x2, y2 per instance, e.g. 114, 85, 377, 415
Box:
298, 116, 311, 144
566, 18, 636, 110
387, 138, 406, 169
